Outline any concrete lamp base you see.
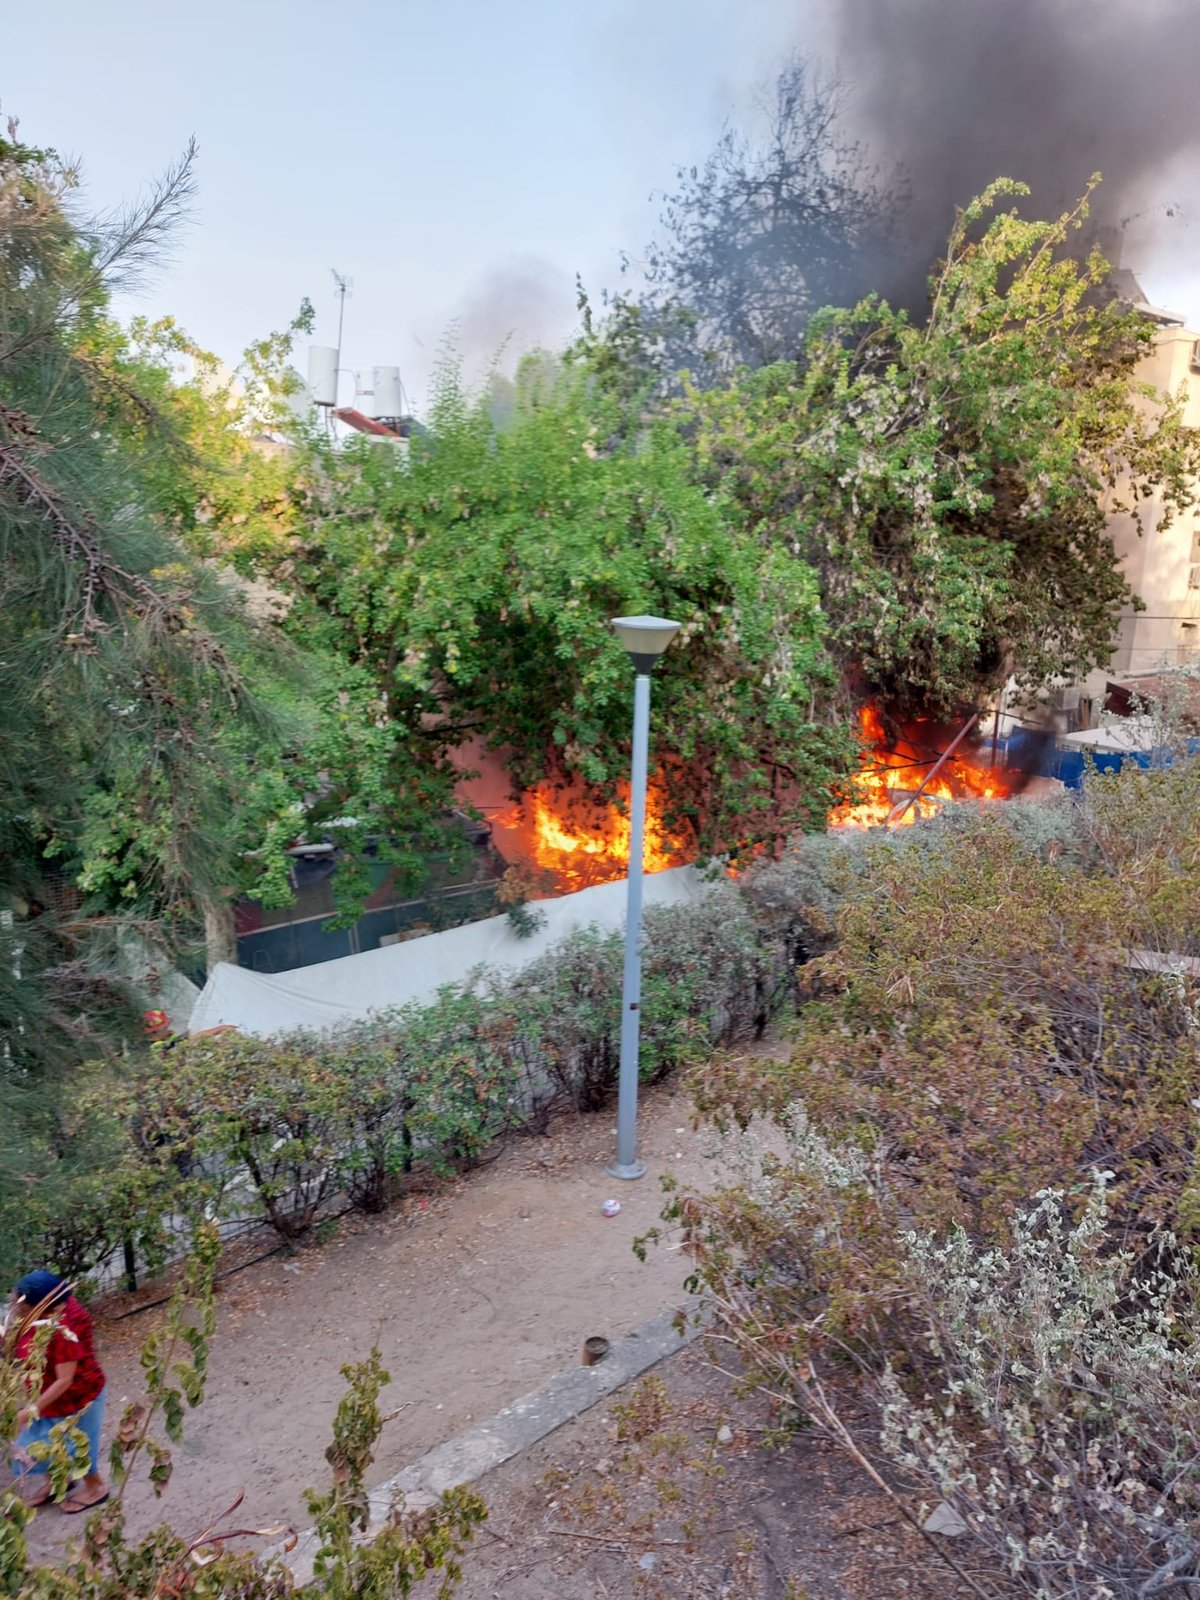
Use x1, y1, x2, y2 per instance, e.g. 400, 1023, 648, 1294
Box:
606, 1160, 647, 1182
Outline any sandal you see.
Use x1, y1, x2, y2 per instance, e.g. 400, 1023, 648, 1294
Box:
61, 1490, 109, 1515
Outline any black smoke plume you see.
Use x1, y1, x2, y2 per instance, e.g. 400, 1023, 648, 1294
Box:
834, 0, 1200, 309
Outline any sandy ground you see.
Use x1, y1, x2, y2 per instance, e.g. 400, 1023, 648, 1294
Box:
405, 1343, 979, 1600
22, 1079, 738, 1556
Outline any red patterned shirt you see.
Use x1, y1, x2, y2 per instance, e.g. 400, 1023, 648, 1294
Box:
16, 1295, 106, 1417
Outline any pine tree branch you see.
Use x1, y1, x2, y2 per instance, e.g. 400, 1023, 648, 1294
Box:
0, 402, 241, 700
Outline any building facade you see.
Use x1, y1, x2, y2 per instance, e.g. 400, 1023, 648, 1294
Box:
1101, 314, 1200, 683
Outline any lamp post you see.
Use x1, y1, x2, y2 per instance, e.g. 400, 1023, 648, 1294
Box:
607, 614, 681, 1180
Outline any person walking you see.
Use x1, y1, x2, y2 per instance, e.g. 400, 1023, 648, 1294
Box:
6, 1270, 108, 1513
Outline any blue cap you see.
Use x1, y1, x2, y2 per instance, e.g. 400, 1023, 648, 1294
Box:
14, 1271, 69, 1309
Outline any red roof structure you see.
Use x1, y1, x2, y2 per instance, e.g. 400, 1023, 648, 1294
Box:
333, 407, 401, 438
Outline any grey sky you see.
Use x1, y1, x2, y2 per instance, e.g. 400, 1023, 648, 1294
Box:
5, 0, 1196, 413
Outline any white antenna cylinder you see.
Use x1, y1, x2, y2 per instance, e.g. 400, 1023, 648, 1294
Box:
371, 366, 403, 418
307, 345, 338, 408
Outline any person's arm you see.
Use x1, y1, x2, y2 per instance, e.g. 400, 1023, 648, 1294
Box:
16, 1359, 77, 1430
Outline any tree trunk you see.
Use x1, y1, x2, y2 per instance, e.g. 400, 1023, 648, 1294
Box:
202, 897, 236, 969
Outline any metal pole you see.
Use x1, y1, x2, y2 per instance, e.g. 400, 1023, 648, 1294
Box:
609, 671, 651, 1180
331, 269, 351, 416
886, 711, 979, 826
332, 271, 348, 381
122, 1237, 138, 1294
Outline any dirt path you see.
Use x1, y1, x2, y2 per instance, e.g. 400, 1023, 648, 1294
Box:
23, 1080, 732, 1555
409, 1344, 974, 1600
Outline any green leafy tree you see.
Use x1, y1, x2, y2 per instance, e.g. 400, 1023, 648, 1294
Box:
282, 355, 848, 859
0, 122, 437, 1251
682, 179, 1200, 718
92, 305, 483, 929
0, 125, 264, 1127
79, 303, 313, 570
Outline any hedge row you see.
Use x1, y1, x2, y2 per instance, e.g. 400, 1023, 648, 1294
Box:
0, 885, 787, 1283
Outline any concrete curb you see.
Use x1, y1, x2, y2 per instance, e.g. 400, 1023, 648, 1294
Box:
272, 1301, 703, 1583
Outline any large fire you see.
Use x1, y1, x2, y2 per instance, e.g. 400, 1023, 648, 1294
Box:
503, 781, 689, 892
489, 708, 1015, 884
828, 706, 1017, 830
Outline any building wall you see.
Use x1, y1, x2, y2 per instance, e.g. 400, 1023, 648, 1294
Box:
1083, 324, 1200, 696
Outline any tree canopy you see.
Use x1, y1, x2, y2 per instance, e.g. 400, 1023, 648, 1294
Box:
612, 60, 900, 386
676, 180, 1200, 718
221, 176, 1200, 866
5, 106, 1199, 1129
276, 358, 849, 859
0, 126, 420, 1197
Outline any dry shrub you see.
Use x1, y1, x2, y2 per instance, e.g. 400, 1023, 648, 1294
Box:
697, 797, 1200, 1254
675, 761, 1200, 1599
878, 1188, 1200, 1600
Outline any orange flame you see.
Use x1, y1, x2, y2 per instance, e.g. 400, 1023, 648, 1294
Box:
828, 707, 1015, 831
509, 782, 687, 892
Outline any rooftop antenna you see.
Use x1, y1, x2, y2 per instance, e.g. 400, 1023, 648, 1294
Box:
331, 268, 353, 408
306, 271, 355, 429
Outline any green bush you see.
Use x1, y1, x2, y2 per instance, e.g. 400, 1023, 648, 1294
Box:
316, 1018, 418, 1214
0, 1155, 173, 1291
0, 1068, 175, 1287
141, 1034, 348, 1242
643, 884, 784, 1065
504, 928, 623, 1111
369, 988, 524, 1176
5, 882, 792, 1269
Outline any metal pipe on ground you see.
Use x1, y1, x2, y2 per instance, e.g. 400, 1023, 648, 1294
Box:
886, 712, 980, 826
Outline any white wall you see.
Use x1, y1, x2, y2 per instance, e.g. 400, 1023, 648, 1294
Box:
1103, 325, 1200, 680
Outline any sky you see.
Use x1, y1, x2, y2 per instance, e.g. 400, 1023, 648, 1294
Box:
4, 0, 819, 413
5, 0, 1197, 416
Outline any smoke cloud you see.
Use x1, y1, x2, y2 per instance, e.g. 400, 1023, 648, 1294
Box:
831, 0, 1200, 308
453, 257, 577, 373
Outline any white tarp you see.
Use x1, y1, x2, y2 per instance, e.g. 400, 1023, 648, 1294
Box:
188, 865, 708, 1038
1057, 718, 1155, 753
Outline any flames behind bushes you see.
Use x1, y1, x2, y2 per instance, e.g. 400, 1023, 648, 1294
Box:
828, 706, 1022, 829
496, 781, 691, 892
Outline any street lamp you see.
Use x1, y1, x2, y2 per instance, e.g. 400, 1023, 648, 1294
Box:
607, 614, 682, 1180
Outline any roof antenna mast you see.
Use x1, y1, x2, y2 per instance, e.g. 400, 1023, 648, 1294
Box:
331, 268, 352, 402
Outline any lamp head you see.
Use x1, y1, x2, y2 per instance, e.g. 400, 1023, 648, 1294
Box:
612, 614, 681, 674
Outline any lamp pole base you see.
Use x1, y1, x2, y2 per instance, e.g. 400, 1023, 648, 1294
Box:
605, 1159, 646, 1182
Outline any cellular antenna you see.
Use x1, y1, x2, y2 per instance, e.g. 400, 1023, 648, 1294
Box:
331, 269, 353, 401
